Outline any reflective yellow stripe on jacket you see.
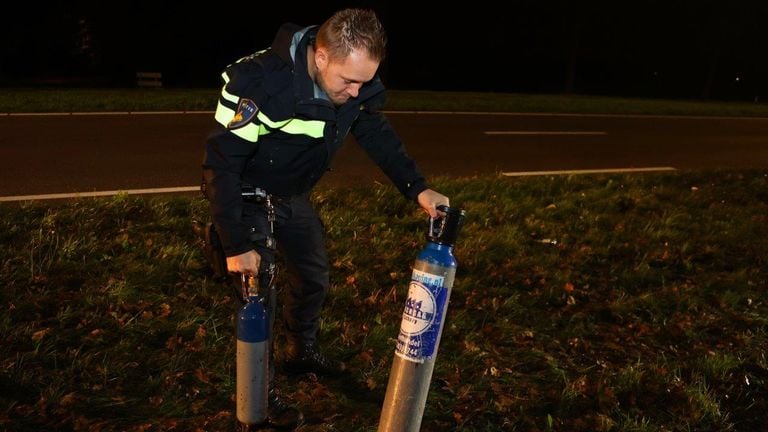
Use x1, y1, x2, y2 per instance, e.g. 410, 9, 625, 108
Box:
215, 71, 326, 142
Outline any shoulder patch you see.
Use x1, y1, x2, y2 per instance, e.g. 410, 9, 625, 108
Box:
227, 98, 259, 129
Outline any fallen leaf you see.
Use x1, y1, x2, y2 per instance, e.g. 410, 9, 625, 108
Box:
59, 392, 77, 407
366, 376, 377, 390
159, 303, 172, 318
165, 336, 181, 351
453, 411, 463, 423
194, 368, 210, 384
195, 325, 207, 340
359, 350, 374, 364
31, 328, 51, 342
493, 394, 516, 411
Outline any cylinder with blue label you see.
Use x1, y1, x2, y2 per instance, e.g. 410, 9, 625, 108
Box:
236, 274, 269, 428
378, 205, 466, 432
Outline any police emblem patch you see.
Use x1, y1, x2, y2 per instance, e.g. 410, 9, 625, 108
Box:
227, 98, 259, 129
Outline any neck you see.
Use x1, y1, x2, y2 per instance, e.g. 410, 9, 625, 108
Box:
306, 45, 317, 82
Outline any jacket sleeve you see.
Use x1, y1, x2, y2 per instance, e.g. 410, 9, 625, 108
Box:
351, 92, 428, 201
202, 130, 256, 257
202, 60, 265, 257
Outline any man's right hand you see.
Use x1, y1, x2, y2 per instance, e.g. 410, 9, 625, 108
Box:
226, 250, 261, 275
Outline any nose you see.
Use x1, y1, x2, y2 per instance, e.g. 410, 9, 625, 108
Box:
347, 84, 361, 98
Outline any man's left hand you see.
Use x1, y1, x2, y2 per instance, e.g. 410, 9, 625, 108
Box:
417, 189, 450, 218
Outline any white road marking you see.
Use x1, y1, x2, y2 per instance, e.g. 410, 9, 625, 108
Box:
3, 111, 214, 117
485, 131, 607, 136
384, 111, 768, 121
501, 167, 677, 177
0, 186, 201, 202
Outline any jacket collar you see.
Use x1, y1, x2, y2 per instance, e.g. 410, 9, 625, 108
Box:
271, 23, 303, 66
290, 26, 326, 106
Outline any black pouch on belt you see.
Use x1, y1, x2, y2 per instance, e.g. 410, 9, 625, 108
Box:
192, 220, 228, 281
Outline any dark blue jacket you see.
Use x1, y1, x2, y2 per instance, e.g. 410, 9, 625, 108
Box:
203, 23, 427, 256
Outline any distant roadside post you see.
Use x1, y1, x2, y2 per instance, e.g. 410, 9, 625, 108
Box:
136, 72, 163, 88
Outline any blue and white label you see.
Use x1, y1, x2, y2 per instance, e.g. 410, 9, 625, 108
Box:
395, 269, 446, 363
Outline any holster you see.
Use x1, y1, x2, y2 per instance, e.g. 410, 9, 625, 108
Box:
193, 220, 228, 281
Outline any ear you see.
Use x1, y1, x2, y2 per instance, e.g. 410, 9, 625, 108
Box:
315, 47, 329, 70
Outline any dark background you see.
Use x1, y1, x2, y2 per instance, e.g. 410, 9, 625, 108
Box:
1, 1, 766, 101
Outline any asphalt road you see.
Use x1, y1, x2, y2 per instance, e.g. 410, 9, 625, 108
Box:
1, 111, 767, 198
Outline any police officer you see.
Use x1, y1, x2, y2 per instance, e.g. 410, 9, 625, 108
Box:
201, 8, 449, 428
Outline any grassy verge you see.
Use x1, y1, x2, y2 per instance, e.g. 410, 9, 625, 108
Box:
1, 171, 767, 431
0, 89, 218, 113
2, 88, 768, 117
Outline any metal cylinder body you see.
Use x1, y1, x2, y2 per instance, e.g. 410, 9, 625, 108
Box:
378, 242, 457, 432
236, 296, 269, 426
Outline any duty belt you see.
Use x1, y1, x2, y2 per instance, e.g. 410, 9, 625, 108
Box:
240, 185, 277, 297
241, 185, 277, 251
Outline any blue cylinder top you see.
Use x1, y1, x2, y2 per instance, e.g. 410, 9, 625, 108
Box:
237, 299, 269, 343
418, 241, 457, 268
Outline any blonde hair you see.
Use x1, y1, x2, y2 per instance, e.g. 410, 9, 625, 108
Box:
316, 9, 387, 62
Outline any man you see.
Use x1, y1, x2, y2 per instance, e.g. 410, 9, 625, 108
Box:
201, 8, 449, 427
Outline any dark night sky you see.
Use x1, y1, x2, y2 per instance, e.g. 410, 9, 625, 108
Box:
2, 1, 767, 100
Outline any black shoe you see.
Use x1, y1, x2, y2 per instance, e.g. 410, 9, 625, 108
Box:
283, 342, 345, 376
267, 387, 304, 430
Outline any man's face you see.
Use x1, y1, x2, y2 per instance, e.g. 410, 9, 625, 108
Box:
314, 47, 379, 106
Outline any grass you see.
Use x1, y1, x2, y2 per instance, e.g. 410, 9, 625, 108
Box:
2, 88, 768, 117
1, 171, 767, 431
0, 88, 218, 113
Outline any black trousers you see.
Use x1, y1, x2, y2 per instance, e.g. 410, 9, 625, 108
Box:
241, 192, 330, 346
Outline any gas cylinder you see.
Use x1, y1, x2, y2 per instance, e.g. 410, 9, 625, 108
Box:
378, 205, 466, 432
236, 274, 269, 428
